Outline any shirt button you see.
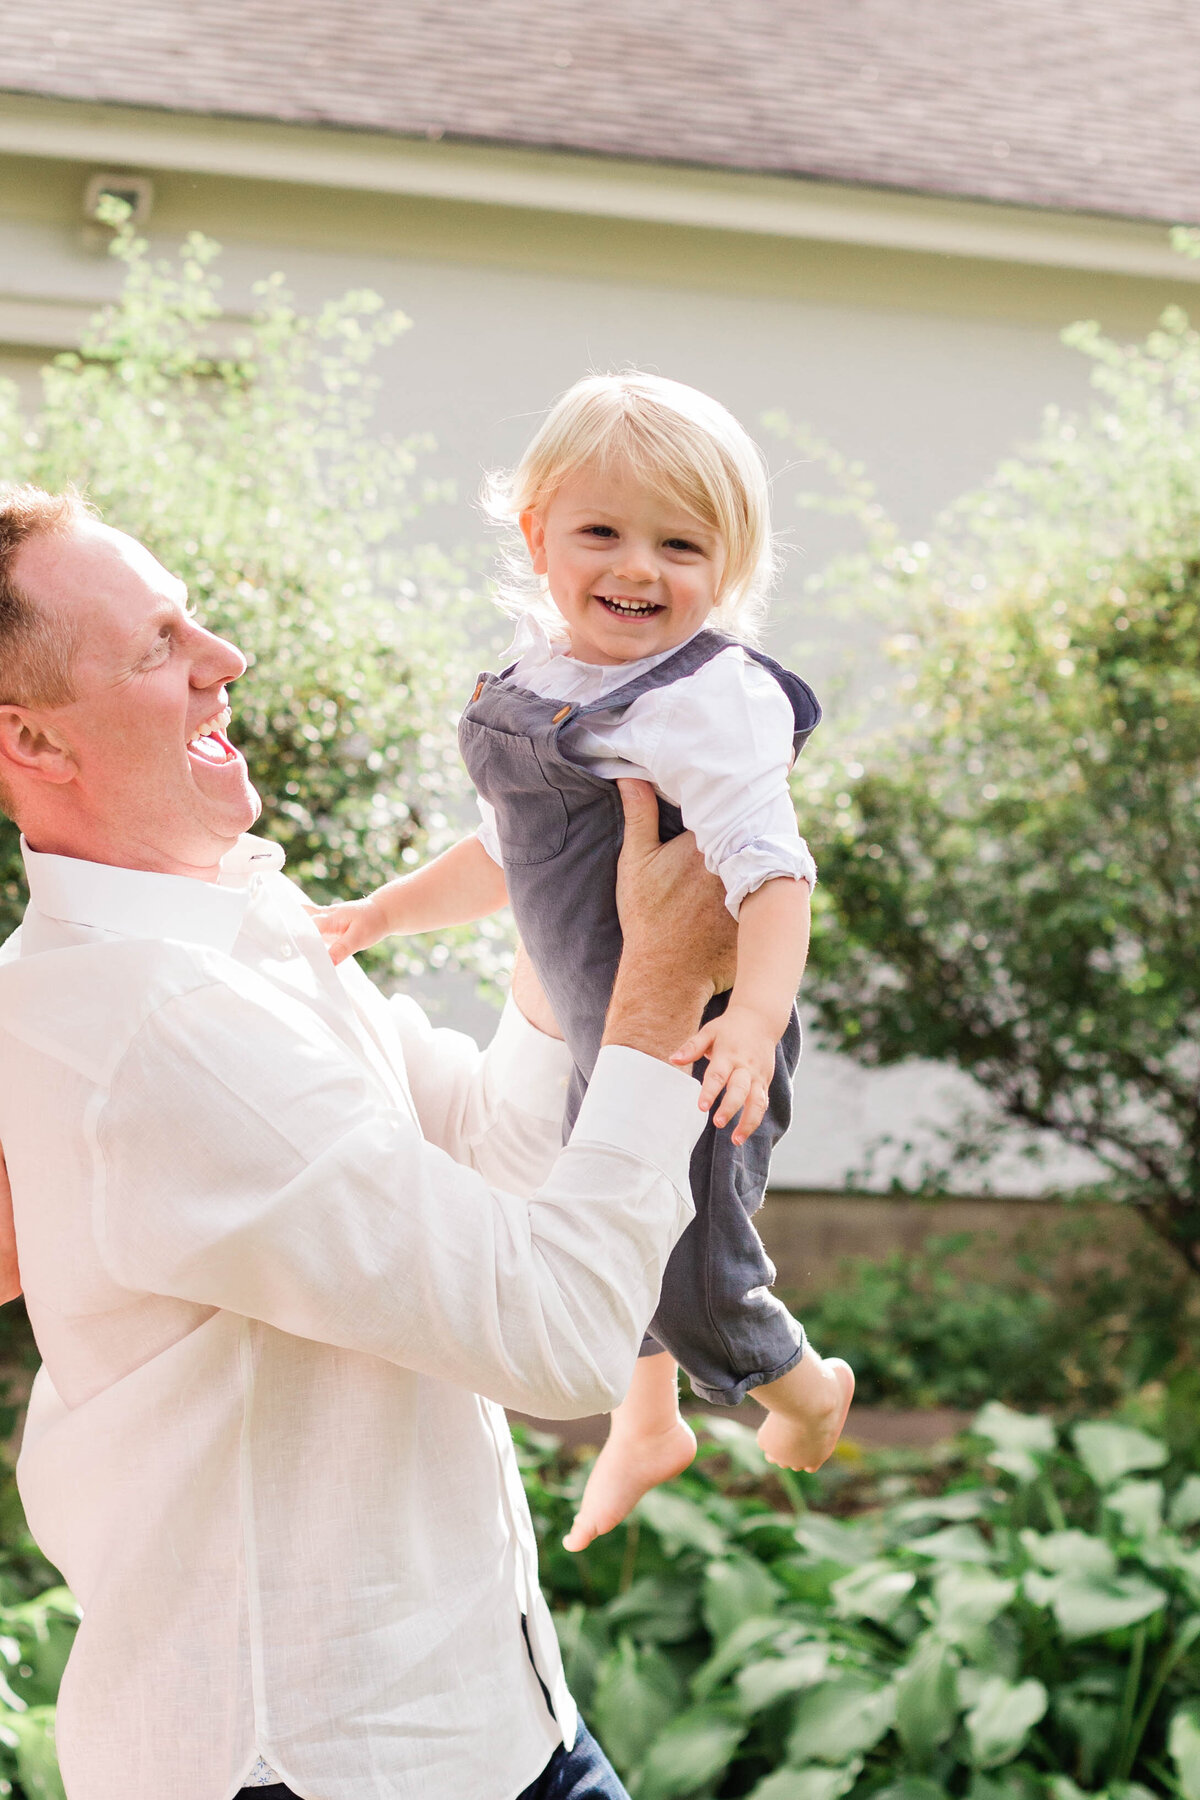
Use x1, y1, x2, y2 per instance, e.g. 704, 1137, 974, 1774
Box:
279, 942, 294, 959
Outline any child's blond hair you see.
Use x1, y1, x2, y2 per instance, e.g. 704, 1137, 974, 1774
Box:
483, 371, 776, 642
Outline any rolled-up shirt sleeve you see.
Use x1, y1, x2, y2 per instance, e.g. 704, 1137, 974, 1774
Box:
94, 962, 703, 1418
631, 652, 817, 917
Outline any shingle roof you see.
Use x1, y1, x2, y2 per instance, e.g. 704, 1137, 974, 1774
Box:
3, 0, 1199, 225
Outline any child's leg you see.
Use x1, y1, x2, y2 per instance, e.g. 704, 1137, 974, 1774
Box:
755, 1348, 855, 1471
562, 1351, 696, 1553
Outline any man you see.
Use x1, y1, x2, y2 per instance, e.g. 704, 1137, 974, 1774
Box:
0, 487, 736, 1800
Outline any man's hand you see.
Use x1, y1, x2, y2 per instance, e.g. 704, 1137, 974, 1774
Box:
604, 780, 738, 1063
0, 1149, 21, 1306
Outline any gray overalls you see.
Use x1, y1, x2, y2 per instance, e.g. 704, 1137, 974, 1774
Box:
459, 628, 820, 1405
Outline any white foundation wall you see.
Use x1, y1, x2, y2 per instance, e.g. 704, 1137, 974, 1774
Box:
1, 139, 1189, 1191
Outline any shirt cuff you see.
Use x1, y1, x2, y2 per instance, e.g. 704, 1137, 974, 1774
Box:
487, 992, 574, 1123
719, 836, 817, 918
569, 1046, 705, 1195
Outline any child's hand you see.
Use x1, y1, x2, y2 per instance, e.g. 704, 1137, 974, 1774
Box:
669, 1004, 777, 1145
308, 893, 391, 966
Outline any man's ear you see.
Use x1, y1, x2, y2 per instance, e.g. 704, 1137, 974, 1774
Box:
0, 706, 76, 788
518, 508, 548, 577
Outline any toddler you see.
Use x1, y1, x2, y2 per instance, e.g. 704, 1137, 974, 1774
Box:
314, 373, 854, 1551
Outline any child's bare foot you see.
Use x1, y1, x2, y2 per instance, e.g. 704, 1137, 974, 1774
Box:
754, 1352, 855, 1473
563, 1416, 698, 1552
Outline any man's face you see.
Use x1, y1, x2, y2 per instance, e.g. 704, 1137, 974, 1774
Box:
13, 521, 260, 878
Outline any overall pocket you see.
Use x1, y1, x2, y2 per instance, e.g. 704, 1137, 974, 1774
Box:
459, 719, 571, 866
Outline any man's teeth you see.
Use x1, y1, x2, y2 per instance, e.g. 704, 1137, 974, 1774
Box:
188, 706, 232, 747
599, 597, 661, 616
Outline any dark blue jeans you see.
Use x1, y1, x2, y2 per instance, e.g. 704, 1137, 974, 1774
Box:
234, 1722, 629, 1799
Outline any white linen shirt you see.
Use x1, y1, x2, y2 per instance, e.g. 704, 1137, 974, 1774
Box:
0, 834, 704, 1800
475, 617, 818, 915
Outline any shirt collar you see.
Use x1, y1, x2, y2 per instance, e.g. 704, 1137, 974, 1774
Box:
20, 834, 286, 955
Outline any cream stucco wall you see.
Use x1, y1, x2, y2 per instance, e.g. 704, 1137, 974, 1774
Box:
1, 112, 1192, 1189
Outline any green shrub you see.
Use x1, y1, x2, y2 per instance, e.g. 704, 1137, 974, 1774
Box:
519, 1404, 1200, 1798
786, 281, 1200, 1271
789, 1227, 1198, 1416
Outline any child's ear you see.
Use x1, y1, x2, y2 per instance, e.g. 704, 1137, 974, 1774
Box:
519, 509, 549, 576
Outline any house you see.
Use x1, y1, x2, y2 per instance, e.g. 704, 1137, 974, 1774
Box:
1, 0, 1196, 1188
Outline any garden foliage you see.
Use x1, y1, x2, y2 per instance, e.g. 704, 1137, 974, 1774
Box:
520, 1406, 1200, 1799
789, 283, 1200, 1268
0, 221, 503, 980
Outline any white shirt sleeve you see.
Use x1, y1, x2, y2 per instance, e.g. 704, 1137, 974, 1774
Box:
619, 650, 817, 917
475, 796, 504, 866
94, 966, 702, 1419
387, 991, 570, 1193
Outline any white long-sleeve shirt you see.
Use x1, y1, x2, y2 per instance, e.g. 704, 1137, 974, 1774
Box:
0, 833, 704, 1800
476, 617, 817, 915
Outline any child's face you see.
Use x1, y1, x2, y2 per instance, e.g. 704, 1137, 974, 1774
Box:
521, 464, 725, 666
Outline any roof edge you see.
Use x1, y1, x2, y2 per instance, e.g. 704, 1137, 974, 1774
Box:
0, 91, 1194, 285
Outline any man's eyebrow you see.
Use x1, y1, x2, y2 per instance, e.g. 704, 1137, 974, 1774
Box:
136, 596, 191, 646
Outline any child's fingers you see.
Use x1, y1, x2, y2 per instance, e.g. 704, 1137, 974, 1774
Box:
670, 1026, 715, 1068
712, 1067, 753, 1131
731, 1080, 770, 1146
697, 1056, 736, 1112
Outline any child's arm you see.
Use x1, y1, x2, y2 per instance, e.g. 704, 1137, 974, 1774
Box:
311, 835, 509, 966
670, 875, 811, 1147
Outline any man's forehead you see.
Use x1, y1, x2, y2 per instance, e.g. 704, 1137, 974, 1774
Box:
24, 520, 188, 628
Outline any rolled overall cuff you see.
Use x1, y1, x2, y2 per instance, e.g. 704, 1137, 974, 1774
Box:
572, 1047, 705, 1200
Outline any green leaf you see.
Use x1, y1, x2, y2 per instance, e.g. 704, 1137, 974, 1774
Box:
747, 1766, 861, 1800
1028, 1570, 1167, 1640
633, 1706, 744, 1800
905, 1524, 994, 1564
972, 1404, 1055, 1484
702, 1555, 783, 1642
7, 1705, 65, 1800
1103, 1479, 1164, 1541
874, 1782, 952, 1800
591, 1639, 684, 1776
691, 1618, 789, 1702
1169, 1475, 1200, 1530
606, 1575, 700, 1646
928, 1567, 1016, 1649
635, 1489, 729, 1558
894, 1633, 961, 1764
735, 1645, 831, 1715
1019, 1529, 1115, 1576
965, 1675, 1048, 1768
1071, 1422, 1167, 1489
1169, 1699, 1200, 1800
787, 1675, 897, 1764
793, 1514, 879, 1568
698, 1416, 769, 1477
830, 1559, 917, 1624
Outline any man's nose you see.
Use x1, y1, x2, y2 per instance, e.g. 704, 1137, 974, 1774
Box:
193, 626, 248, 688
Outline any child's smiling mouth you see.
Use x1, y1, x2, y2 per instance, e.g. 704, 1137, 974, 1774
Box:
594, 595, 665, 619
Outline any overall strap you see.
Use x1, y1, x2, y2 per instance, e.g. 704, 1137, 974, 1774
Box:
742, 646, 822, 753
570, 629, 738, 719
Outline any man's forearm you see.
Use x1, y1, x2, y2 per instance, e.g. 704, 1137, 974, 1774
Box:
602, 948, 712, 1062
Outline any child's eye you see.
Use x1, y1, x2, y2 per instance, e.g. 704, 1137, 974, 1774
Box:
583, 525, 617, 539
665, 537, 703, 554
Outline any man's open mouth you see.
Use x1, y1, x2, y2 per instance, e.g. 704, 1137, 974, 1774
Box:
595, 595, 665, 619
187, 705, 238, 766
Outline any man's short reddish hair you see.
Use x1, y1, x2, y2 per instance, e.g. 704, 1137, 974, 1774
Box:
0, 484, 89, 709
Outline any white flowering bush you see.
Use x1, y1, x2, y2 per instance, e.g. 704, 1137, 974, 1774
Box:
0, 221, 508, 983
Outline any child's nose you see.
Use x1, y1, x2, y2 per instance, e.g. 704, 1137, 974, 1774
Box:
612, 544, 658, 582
